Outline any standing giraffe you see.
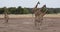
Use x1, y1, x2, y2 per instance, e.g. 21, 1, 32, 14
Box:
32, 1, 40, 29
35, 5, 47, 29
4, 7, 9, 23
32, 2, 47, 29
32, 1, 40, 13
32, 1, 40, 28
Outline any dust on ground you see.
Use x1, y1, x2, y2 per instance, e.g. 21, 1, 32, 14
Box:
0, 17, 60, 32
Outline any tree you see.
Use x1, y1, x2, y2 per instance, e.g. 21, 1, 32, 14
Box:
23, 8, 30, 14
8, 7, 17, 14
0, 8, 4, 14
16, 6, 24, 14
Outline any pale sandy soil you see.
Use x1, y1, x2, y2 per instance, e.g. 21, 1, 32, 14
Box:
0, 14, 60, 32
0, 14, 60, 18
0, 17, 60, 32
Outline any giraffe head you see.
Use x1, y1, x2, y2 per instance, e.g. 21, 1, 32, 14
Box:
32, 1, 40, 13
40, 4, 47, 12
37, 1, 40, 4
43, 5, 46, 7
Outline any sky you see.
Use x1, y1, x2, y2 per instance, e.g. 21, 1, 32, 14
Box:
0, 0, 60, 8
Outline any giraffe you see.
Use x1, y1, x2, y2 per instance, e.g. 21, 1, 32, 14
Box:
4, 7, 9, 23
32, 1, 40, 13
35, 5, 47, 29
32, 2, 47, 29
32, 1, 40, 28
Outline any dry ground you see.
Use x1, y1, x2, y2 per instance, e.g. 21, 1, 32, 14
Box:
0, 14, 60, 32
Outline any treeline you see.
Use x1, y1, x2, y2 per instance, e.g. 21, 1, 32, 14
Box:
47, 8, 60, 14
0, 6, 60, 14
27, 8, 60, 14
0, 6, 30, 14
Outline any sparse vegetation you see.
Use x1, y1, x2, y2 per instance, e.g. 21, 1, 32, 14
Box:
0, 6, 60, 14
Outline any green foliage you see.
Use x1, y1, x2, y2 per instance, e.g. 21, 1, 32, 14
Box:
0, 6, 60, 14
23, 8, 30, 14
0, 8, 4, 14
16, 6, 24, 14
3, 7, 9, 14
8, 7, 16, 14
8, 6, 30, 14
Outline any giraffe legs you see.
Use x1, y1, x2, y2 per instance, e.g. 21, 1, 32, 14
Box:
5, 19, 8, 23
34, 18, 43, 30
4, 17, 9, 24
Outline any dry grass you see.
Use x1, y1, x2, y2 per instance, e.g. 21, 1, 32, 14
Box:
0, 16, 60, 32
0, 14, 60, 18
0, 14, 60, 32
